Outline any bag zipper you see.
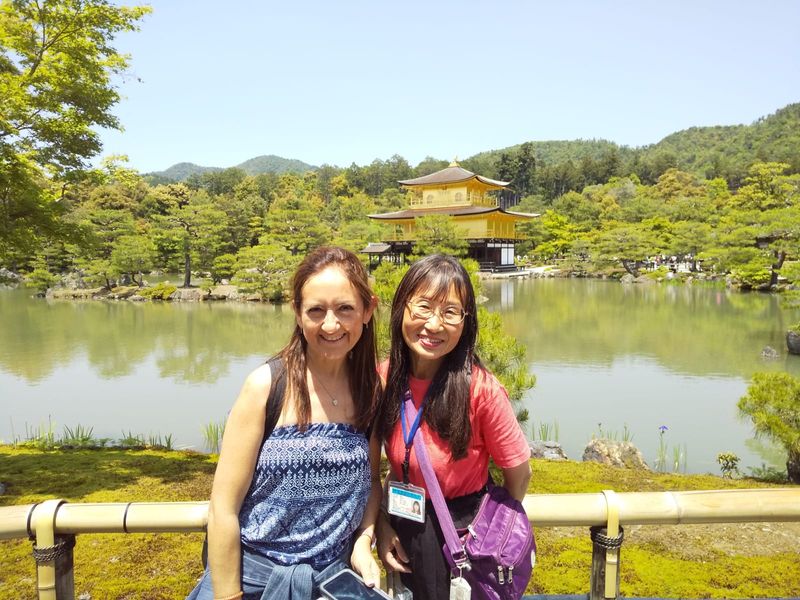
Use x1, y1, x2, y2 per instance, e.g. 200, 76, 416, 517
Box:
496, 498, 533, 587
464, 487, 533, 589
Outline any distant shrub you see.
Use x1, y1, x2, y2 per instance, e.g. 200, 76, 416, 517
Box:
138, 282, 177, 300
26, 258, 58, 293
739, 372, 800, 483
645, 266, 671, 280
211, 253, 237, 283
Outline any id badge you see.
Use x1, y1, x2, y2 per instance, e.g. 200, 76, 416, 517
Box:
449, 576, 471, 600
387, 481, 426, 523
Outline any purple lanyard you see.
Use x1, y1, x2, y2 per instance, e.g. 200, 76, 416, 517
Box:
399, 388, 427, 484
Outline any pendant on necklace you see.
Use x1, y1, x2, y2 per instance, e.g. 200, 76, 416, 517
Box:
310, 367, 339, 407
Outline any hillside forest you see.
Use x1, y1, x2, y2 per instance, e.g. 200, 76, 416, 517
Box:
1, 0, 799, 295
3, 104, 800, 298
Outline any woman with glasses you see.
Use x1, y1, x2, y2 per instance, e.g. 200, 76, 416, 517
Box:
375, 254, 531, 600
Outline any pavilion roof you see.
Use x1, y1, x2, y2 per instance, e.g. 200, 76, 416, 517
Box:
361, 242, 392, 254
398, 162, 510, 188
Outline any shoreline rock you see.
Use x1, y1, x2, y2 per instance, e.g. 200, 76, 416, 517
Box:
529, 440, 569, 461
582, 438, 650, 470
170, 287, 208, 302
0, 268, 22, 288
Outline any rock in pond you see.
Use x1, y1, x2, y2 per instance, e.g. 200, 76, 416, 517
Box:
529, 440, 569, 461
582, 439, 649, 470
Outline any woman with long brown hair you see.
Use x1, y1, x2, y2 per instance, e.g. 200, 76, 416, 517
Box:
187, 246, 382, 600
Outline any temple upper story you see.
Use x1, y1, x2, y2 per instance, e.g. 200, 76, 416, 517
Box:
398, 160, 510, 209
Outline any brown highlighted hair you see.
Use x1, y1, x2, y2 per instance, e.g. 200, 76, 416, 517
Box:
378, 254, 481, 460
280, 246, 379, 431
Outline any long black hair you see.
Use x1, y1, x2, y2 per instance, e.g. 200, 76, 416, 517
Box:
378, 254, 480, 460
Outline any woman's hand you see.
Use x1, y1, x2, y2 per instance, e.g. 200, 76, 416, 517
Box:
376, 515, 411, 573
350, 534, 381, 587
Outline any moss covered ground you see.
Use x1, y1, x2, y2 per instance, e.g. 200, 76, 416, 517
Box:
1, 446, 797, 599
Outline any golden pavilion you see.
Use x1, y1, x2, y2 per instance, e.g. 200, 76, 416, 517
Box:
366, 160, 537, 270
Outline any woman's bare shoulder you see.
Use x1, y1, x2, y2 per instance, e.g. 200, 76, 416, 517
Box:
247, 363, 273, 386
236, 363, 274, 408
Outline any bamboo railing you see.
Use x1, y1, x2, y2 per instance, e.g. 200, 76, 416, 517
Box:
1, 488, 799, 600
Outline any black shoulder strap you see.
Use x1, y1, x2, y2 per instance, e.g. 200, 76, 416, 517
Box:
264, 356, 287, 441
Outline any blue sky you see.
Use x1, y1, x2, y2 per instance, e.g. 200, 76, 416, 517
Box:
99, 0, 800, 174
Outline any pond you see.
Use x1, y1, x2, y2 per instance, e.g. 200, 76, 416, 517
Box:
486, 277, 800, 474
1, 278, 797, 475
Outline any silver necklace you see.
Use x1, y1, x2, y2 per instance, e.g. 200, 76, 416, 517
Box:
309, 368, 339, 406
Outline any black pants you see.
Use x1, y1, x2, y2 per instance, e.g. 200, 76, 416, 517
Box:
391, 487, 485, 600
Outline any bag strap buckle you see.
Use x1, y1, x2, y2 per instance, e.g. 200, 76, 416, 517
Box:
451, 550, 471, 571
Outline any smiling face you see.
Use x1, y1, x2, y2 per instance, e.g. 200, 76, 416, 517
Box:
401, 284, 466, 379
296, 266, 375, 364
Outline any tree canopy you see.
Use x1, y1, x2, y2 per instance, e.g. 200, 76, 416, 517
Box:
1, 0, 150, 173
0, 0, 149, 266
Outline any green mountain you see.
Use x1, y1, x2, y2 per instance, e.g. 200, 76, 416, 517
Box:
459, 102, 800, 188
463, 139, 635, 177
469, 139, 631, 165
155, 162, 222, 181
148, 102, 799, 187
640, 103, 800, 180
150, 155, 315, 182
235, 155, 316, 175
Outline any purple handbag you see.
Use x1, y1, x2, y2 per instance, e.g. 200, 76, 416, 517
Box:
406, 398, 535, 600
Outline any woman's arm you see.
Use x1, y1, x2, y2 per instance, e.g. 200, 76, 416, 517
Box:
501, 460, 531, 501
473, 368, 533, 502
350, 430, 383, 586
207, 365, 271, 598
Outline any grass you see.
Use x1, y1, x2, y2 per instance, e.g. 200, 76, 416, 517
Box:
518, 461, 800, 598
531, 420, 560, 442
148, 433, 174, 451
62, 424, 97, 447
202, 419, 226, 454
0, 446, 798, 599
592, 422, 635, 444
8, 421, 178, 452
0, 445, 216, 599
23, 417, 57, 450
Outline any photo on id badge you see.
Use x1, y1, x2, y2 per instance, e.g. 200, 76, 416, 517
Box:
387, 481, 425, 523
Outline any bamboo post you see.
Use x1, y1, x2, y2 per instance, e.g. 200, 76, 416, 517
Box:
604, 490, 620, 599
32, 499, 64, 600
587, 489, 625, 600
589, 525, 623, 600
54, 534, 75, 600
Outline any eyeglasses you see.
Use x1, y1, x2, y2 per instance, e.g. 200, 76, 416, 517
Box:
406, 299, 467, 326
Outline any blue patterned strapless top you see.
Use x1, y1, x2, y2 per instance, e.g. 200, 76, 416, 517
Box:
238, 422, 371, 569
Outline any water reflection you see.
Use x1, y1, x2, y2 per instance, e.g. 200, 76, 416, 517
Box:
485, 278, 800, 379
2, 281, 798, 473
1, 289, 297, 451
483, 278, 799, 473
0, 289, 294, 383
